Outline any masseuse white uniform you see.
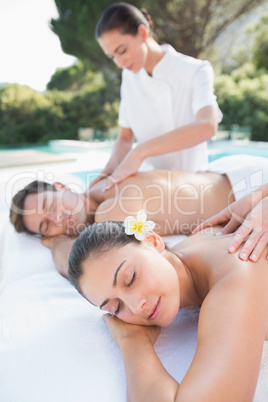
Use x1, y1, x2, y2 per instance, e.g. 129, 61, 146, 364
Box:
118, 44, 222, 173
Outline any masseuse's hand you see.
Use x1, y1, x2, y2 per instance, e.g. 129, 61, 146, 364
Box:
102, 146, 144, 192
89, 160, 118, 188
103, 314, 161, 348
193, 195, 268, 262
193, 190, 262, 236
230, 197, 268, 262
90, 128, 135, 189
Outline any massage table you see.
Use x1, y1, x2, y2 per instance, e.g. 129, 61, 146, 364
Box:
0, 220, 268, 402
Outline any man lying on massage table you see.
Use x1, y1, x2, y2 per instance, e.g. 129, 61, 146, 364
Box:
9, 155, 268, 278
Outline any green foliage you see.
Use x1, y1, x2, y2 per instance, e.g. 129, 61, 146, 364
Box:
2, 2, 268, 146
50, 0, 111, 65
0, 83, 119, 145
215, 65, 268, 141
220, 12, 268, 74
252, 14, 268, 71
47, 60, 105, 91
51, 0, 266, 63
0, 84, 64, 144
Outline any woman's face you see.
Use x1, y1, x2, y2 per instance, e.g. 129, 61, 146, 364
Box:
80, 236, 181, 327
23, 185, 88, 236
98, 26, 148, 73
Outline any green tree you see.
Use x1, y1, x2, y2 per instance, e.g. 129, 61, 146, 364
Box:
0, 84, 64, 144
50, 0, 266, 64
215, 67, 268, 141
0, 84, 119, 145
47, 60, 105, 92
219, 11, 268, 75
251, 14, 268, 70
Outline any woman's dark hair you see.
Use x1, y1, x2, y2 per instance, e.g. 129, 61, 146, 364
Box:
68, 221, 140, 294
95, 2, 153, 39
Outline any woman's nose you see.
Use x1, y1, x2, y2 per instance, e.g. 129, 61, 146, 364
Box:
127, 295, 147, 316
114, 55, 125, 69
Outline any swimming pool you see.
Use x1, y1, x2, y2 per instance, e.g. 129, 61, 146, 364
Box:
208, 140, 268, 162
1, 139, 267, 182
1, 139, 267, 158
0, 140, 115, 154
0, 140, 268, 158
69, 140, 268, 185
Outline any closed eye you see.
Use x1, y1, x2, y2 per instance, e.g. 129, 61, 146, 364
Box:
40, 220, 49, 235
114, 272, 137, 315
49, 201, 54, 213
127, 272, 137, 288
114, 300, 121, 316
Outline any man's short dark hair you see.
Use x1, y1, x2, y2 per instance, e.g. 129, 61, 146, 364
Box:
10, 180, 55, 234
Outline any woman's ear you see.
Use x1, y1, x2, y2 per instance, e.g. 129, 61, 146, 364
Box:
144, 231, 165, 252
137, 24, 149, 42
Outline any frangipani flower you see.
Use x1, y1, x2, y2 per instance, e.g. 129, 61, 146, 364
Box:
123, 209, 155, 241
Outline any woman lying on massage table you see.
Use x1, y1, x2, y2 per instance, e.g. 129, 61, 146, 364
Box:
68, 213, 268, 402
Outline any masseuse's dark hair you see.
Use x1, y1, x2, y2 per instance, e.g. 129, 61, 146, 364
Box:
68, 221, 140, 294
95, 2, 153, 39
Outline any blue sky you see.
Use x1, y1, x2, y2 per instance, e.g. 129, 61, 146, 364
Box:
0, 0, 76, 92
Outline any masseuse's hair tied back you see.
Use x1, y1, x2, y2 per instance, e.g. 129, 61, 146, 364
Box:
95, 2, 153, 39
68, 221, 140, 293
140, 8, 153, 31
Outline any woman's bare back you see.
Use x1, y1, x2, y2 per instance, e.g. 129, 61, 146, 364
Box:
173, 228, 268, 339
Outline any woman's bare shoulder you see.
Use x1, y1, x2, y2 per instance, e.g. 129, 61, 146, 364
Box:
170, 225, 223, 251
172, 227, 268, 300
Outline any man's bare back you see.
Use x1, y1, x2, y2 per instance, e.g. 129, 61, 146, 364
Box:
89, 170, 234, 235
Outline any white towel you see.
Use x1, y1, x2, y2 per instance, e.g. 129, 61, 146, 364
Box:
0, 222, 267, 402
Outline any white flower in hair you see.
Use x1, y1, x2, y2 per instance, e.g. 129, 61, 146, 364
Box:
123, 209, 155, 241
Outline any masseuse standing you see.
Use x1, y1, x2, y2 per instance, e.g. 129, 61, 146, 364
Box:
93, 2, 222, 190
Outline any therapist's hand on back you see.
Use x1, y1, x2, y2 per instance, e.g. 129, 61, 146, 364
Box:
193, 193, 268, 262
102, 145, 144, 192
90, 127, 135, 189
89, 157, 120, 188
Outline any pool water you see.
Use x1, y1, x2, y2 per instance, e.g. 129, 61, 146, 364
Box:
70, 140, 268, 185
1, 139, 268, 158
1, 139, 267, 182
208, 140, 268, 162
0, 140, 114, 154
0, 144, 54, 153
72, 170, 102, 186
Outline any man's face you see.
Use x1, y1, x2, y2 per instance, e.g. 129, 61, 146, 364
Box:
23, 186, 88, 236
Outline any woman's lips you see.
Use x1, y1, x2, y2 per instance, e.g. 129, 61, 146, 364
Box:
148, 297, 161, 320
